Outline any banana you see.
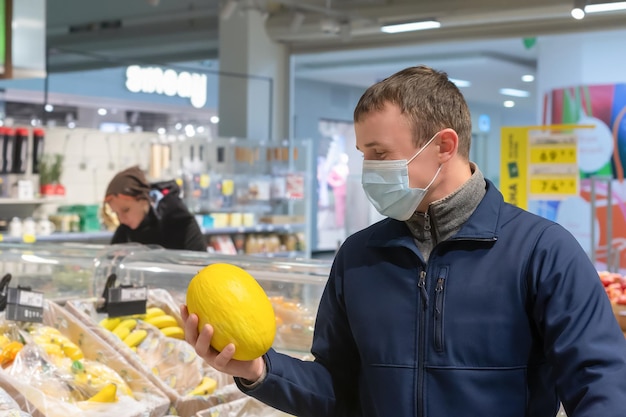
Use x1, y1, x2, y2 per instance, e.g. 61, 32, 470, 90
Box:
112, 326, 131, 340
145, 315, 178, 329
145, 307, 166, 319
123, 329, 148, 348
87, 383, 118, 403
188, 376, 217, 396
160, 326, 185, 340
99, 317, 122, 331
113, 319, 138, 332
62, 341, 84, 360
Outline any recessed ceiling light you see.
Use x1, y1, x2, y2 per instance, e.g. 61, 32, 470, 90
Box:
571, 7, 585, 19
585, 1, 626, 13
97, 108, 108, 116
503, 100, 515, 108
521, 74, 535, 83
499, 88, 530, 98
449, 78, 471, 88
381, 20, 441, 33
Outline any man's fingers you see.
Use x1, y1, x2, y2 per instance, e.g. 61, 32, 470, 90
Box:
195, 323, 214, 358
180, 304, 189, 321
213, 343, 235, 369
184, 312, 199, 345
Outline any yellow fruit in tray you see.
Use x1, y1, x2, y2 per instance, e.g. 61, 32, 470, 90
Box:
145, 315, 178, 329
62, 340, 84, 360
112, 326, 131, 340
160, 326, 184, 340
188, 376, 218, 396
123, 329, 148, 348
99, 317, 122, 331
186, 263, 276, 361
145, 307, 166, 319
87, 383, 118, 403
115, 319, 138, 332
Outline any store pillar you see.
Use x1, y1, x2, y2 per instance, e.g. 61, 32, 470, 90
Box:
218, 9, 290, 141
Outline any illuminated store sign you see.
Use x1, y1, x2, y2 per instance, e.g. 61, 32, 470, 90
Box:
125, 65, 207, 109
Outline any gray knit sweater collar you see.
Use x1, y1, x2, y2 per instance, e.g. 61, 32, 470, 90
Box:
405, 163, 486, 260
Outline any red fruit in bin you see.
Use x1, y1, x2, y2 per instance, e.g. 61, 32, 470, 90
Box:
599, 272, 617, 287
617, 294, 626, 305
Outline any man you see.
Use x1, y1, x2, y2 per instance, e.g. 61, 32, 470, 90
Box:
182, 66, 626, 416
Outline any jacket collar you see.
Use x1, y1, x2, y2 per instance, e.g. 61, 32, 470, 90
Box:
367, 179, 501, 248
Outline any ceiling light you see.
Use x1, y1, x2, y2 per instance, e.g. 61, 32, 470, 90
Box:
210, 116, 219, 124
499, 88, 530, 98
571, 0, 586, 18
503, 100, 515, 108
97, 108, 108, 116
521, 74, 535, 82
449, 78, 471, 88
157, 127, 166, 135
44, 104, 54, 112
585, 1, 626, 13
381, 20, 441, 34
571, 7, 585, 19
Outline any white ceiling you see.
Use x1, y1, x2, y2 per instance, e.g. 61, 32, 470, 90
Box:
293, 36, 539, 112
43, 0, 626, 114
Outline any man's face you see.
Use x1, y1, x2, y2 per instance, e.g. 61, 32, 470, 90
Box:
355, 103, 441, 206
106, 195, 148, 230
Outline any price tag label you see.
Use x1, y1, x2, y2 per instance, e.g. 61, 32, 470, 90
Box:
119, 287, 147, 302
107, 286, 147, 318
529, 145, 577, 164
529, 177, 578, 196
6, 288, 44, 323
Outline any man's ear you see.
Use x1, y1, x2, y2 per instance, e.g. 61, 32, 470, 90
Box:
437, 129, 459, 163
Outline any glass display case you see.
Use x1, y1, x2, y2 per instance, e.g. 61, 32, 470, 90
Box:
0, 242, 333, 356
0, 242, 333, 416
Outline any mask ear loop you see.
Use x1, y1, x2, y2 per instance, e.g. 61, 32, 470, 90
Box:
424, 165, 443, 190
406, 131, 440, 165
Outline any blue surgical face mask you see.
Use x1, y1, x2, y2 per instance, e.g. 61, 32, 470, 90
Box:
362, 132, 442, 221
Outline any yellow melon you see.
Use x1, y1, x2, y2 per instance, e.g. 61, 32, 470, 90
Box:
186, 263, 276, 361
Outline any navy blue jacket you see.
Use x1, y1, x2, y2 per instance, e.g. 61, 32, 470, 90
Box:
238, 180, 626, 416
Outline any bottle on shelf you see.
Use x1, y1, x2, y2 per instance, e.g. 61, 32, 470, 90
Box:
1, 127, 15, 174
12, 127, 29, 174
32, 128, 45, 174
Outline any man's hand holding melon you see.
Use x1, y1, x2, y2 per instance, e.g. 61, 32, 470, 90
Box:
181, 263, 276, 384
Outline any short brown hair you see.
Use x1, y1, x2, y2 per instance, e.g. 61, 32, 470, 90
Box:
353, 65, 472, 159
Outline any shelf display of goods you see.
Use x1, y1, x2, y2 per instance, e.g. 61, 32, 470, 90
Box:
0, 301, 169, 417
598, 271, 626, 332
64, 288, 248, 417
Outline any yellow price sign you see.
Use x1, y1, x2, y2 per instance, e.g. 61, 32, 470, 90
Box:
529, 177, 578, 196
199, 174, 211, 189
529, 145, 577, 164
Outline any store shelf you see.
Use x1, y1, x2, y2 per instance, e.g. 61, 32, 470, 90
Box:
201, 223, 306, 235
0, 197, 66, 205
0, 223, 306, 245
0, 231, 113, 243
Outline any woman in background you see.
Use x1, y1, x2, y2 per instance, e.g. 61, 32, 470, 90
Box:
103, 166, 206, 252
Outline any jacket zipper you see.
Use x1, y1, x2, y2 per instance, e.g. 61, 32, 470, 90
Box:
417, 269, 428, 417
434, 266, 449, 352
